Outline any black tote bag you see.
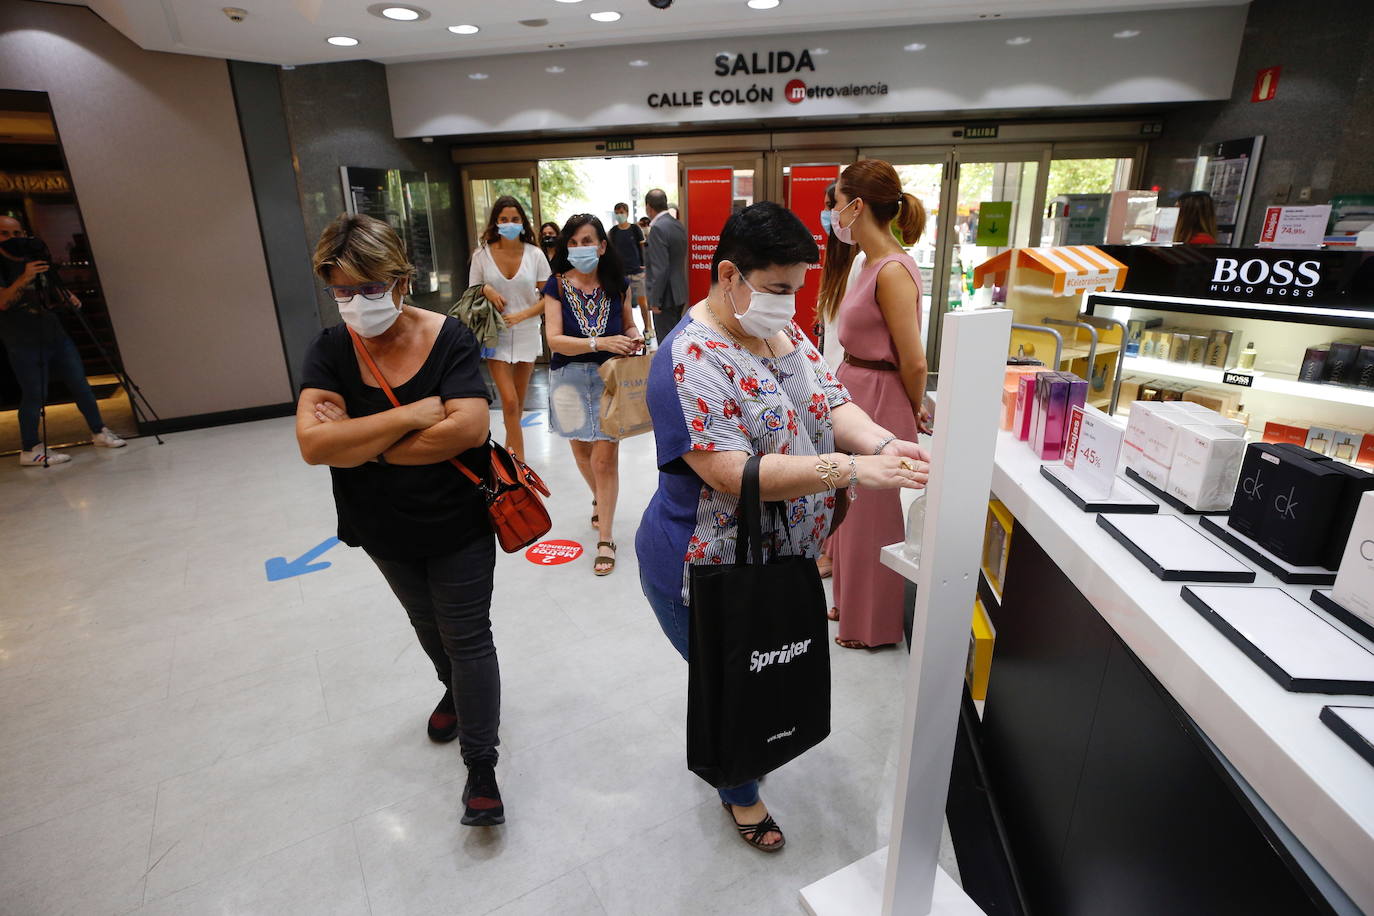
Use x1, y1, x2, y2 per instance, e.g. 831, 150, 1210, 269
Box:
687, 455, 832, 789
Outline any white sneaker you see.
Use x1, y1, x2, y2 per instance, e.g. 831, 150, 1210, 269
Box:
19, 445, 72, 466
92, 428, 126, 448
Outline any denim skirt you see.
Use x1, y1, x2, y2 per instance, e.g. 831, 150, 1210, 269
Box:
548, 361, 615, 442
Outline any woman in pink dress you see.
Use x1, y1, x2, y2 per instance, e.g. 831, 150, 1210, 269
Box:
828, 159, 933, 649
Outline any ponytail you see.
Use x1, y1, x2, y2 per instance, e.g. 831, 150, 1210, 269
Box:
896, 193, 926, 246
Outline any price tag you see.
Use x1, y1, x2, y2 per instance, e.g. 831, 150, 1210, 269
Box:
1223, 371, 1255, 388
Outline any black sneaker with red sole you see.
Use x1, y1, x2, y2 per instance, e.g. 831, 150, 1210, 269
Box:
461, 764, 505, 827
427, 689, 458, 743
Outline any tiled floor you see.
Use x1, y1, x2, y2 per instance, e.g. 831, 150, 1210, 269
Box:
0, 397, 952, 915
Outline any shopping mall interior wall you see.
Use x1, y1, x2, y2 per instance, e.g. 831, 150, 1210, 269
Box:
0, 1, 292, 420
276, 60, 461, 325
1144, 0, 1374, 244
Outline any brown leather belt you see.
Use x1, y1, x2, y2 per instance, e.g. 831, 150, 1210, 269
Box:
843, 354, 899, 372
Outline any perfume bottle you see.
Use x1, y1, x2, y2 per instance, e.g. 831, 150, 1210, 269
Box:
903, 491, 927, 563
1238, 342, 1257, 369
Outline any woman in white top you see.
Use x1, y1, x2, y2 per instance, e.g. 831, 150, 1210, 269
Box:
468, 195, 552, 460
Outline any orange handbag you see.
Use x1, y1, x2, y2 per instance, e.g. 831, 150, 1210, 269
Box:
348, 328, 552, 553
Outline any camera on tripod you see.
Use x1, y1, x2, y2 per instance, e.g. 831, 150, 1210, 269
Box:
0, 235, 72, 310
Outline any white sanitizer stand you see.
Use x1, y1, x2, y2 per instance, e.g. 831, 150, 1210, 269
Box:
801, 307, 1012, 916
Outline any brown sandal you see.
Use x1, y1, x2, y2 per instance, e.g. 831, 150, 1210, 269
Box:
722, 802, 785, 852
827, 607, 839, 621
835, 636, 870, 649
593, 541, 616, 576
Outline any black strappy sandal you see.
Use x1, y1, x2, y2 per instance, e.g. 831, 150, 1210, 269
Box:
591, 499, 598, 528
722, 802, 785, 852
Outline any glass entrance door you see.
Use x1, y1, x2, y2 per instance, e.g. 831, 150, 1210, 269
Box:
677, 153, 765, 307
460, 161, 540, 252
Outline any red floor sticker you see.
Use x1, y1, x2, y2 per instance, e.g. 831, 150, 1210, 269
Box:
525, 539, 584, 565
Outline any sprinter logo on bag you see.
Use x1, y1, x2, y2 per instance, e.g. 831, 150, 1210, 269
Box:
750, 639, 813, 673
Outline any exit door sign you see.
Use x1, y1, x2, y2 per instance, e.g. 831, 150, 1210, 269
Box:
1252, 66, 1280, 102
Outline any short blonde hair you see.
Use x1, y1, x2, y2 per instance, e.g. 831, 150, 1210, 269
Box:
312, 214, 413, 283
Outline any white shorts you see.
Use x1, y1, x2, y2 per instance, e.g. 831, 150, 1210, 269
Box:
487, 317, 543, 364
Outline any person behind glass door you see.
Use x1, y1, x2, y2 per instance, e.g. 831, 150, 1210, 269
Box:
644, 188, 689, 344
1173, 191, 1219, 245
468, 196, 551, 461
542, 214, 644, 575
610, 201, 653, 346
636, 201, 930, 851
828, 159, 932, 649
539, 221, 561, 263
296, 214, 505, 827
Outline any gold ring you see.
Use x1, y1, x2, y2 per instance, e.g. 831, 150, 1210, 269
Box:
900, 459, 915, 471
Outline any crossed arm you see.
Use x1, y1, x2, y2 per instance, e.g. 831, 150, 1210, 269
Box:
295, 388, 489, 468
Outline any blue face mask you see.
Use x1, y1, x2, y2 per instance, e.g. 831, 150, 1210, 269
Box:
566, 245, 601, 273
820, 209, 834, 235
496, 222, 522, 241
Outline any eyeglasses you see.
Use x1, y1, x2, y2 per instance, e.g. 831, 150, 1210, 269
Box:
323, 280, 395, 303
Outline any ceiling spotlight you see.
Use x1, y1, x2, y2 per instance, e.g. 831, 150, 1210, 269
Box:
326, 36, 359, 46
649, 0, 674, 7
1113, 29, 1141, 38
903, 42, 926, 51
468, 72, 490, 80
222, 7, 247, 22
518, 19, 549, 26
629, 59, 649, 66
747, 0, 781, 8
546, 65, 566, 73
590, 10, 622, 21
367, 3, 430, 21
1005, 36, 1031, 45
448, 24, 479, 34
554, 0, 583, 3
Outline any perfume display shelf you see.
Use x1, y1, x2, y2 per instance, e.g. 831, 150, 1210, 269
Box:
989, 430, 1374, 913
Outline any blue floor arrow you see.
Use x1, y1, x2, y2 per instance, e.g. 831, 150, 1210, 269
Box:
265, 536, 340, 581
520, 411, 543, 428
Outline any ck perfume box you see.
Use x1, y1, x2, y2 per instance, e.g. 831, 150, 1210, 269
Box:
1254, 454, 1346, 567
1333, 492, 1374, 626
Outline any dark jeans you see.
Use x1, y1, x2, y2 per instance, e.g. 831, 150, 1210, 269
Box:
651, 303, 684, 346
370, 534, 501, 767
5, 334, 105, 450
639, 564, 760, 808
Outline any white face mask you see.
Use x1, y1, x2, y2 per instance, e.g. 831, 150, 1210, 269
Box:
833, 198, 861, 246
338, 284, 401, 338
728, 270, 796, 339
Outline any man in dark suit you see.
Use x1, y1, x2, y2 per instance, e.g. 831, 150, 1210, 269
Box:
643, 188, 688, 345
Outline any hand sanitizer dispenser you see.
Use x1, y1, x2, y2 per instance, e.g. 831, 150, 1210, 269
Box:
903, 490, 928, 563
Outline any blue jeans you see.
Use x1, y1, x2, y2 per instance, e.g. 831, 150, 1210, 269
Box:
5, 334, 105, 450
639, 565, 760, 808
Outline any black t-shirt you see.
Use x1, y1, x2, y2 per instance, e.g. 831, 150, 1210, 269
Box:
0, 255, 66, 347
609, 222, 644, 272
299, 317, 493, 560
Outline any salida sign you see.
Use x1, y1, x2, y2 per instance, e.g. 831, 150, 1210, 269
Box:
648, 48, 889, 111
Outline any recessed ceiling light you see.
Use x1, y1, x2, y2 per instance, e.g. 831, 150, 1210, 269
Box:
1113, 29, 1141, 38
518, 19, 549, 27
1005, 36, 1031, 45
546, 65, 566, 73
554, 0, 583, 3
903, 42, 926, 51
747, 0, 781, 8
326, 36, 359, 46
590, 10, 621, 21
367, 3, 430, 21
468, 73, 489, 80
448, 24, 479, 34
629, 59, 649, 67
812, 48, 829, 55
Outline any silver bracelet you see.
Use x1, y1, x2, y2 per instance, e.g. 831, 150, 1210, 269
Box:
847, 454, 859, 499
874, 435, 897, 456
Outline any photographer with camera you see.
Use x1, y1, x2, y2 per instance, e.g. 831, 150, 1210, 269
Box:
0, 216, 125, 465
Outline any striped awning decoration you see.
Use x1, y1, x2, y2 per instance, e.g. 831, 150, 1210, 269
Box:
973, 245, 1130, 297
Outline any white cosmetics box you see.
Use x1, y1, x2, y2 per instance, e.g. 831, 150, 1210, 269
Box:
1333, 491, 1374, 627
1167, 423, 1247, 511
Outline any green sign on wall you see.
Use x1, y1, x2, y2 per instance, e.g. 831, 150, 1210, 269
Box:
976, 201, 1013, 247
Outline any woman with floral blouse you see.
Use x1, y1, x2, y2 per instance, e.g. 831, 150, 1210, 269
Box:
635, 202, 930, 853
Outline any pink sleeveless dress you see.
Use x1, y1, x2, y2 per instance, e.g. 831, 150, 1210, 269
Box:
831, 252, 923, 647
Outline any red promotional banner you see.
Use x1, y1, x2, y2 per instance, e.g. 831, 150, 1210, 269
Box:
685, 167, 735, 306
787, 164, 841, 344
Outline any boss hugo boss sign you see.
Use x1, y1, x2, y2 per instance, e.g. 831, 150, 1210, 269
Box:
1210, 257, 1322, 298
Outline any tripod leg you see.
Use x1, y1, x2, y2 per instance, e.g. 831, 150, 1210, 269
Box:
66, 304, 165, 444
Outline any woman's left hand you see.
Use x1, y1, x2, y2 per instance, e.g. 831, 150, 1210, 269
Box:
918, 395, 935, 435
882, 439, 931, 467
314, 400, 349, 423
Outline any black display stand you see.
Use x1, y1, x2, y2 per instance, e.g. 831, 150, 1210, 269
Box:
1311, 589, 1374, 644
1040, 465, 1159, 514
1320, 707, 1374, 769
1181, 586, 1374, 695
1096, 515, 1256, 583
1198, 515, 1338, 586
1123, 466, 1230, 516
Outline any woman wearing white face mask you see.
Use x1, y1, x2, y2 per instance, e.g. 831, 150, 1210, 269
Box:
828, 158, 932, 650
296, 214, 507, 828
469, 195, 551, 461
541, 213, 644, 576
636, 202, 930, 851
